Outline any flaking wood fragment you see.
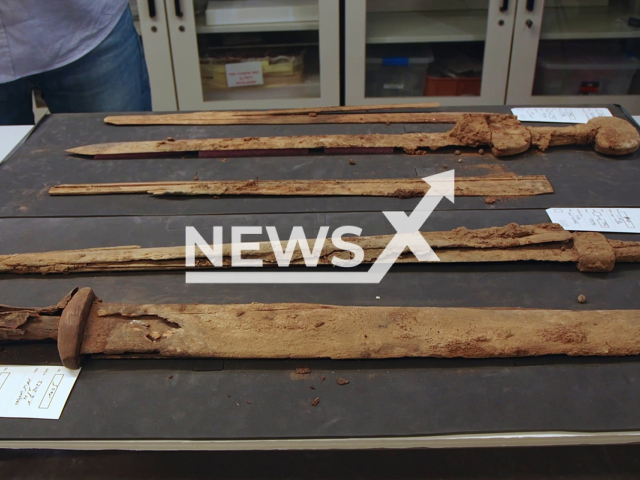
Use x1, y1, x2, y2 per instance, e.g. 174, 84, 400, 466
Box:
0, 223, 637, 275
80, 301, 640, 358
72, 114, 640, 158
104, 103, 454, 125
48, 176, 553, 198
104, 112, 464, 126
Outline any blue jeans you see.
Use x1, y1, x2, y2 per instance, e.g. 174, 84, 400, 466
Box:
0, 7, 151, 125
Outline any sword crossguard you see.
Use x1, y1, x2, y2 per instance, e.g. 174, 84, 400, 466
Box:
58, 288, 96, 369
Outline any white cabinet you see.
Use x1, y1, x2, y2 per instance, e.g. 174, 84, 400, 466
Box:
345, 0, 517, 106
506, 0, 640, 112
346, 0, 640, 113
132, 0, 178, 111
162, 0, 340, 110
132, 0, 640, 113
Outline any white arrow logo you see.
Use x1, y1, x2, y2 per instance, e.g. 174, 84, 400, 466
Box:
186, 170, 455, 284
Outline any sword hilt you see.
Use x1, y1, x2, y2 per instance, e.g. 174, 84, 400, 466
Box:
610, 239, 640, 263
528, 116, 640, 156
0, 287, 95, 369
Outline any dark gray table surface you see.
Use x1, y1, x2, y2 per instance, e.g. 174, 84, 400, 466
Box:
0, 105, 639, 442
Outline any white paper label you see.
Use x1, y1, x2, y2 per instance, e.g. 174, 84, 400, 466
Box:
225, 61, 264, 88
0, 125, 33, 165
0, 365, 81, 420
511, 107, 612, 124
547, 208, 640, 233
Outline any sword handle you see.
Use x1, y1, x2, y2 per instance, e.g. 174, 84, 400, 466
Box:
0, 287, 95, 369
610, 239, 640, 263
528, 117, 640, 156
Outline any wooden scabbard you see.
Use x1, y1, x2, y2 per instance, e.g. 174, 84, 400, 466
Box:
104, 112, 464, 126
48, 176, 553, 198
103, 103, 455, 126
1, 223, 638, 275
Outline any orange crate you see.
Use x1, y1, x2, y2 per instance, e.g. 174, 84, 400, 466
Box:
424, 76, 481, 97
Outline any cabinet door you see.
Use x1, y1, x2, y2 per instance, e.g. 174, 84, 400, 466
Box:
132, 0, 178, 111
164, 0, 340, 111
345, 0, 516, 106
506, 0, 640, 113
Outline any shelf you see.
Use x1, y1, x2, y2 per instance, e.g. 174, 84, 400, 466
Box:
366, 10, 488, 44
541, 8, 640, 40
202, 73, 320, 102
196, 14, 318, 34
199, 42, 318, 51
364, 8, 640, 44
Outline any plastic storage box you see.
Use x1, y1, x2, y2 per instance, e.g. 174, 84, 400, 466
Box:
534, 47, 640, 96
365, 46, 434, 97
424, 76, 481, 97
200, 50, 305, 90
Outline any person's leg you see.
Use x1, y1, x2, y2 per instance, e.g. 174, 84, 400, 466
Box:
0, 78, 34, 125
32, 6, 151, 113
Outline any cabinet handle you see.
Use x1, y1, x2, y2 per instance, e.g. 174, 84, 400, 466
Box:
499, 0, 509, 12
174, 0, 183, 17
147, 0, 156, 18
526, 0, 535, 11
525, 19, 533, 28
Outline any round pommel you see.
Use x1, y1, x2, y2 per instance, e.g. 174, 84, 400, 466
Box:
58, 287, 96, 369
573, 232, 616, 272
587, 117, 640, 155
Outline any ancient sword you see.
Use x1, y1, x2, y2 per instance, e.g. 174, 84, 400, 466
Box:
1, 223, 638, 275
68, 115, 640, 158
2, 287, 640, 369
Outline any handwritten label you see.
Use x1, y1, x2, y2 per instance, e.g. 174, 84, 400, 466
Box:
547, 208, 640, 233
0, 365, 81, 419
511, 108, 612, 124
225, 61, 264, 88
